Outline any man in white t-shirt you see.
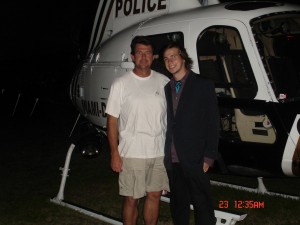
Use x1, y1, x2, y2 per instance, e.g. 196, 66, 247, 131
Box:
106, 36, 169, 225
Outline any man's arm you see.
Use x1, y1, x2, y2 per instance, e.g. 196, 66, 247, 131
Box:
107, 114, 122, 173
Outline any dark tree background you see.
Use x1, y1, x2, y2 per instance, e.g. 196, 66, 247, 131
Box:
1, 1, 98, 102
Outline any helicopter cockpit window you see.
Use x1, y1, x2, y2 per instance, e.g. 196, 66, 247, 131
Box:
197, 26, 258, 99
251, 13, 300, 100
145, 32, 184, 78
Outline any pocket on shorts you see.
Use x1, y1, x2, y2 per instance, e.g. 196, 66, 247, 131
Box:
119, 159, 146, 199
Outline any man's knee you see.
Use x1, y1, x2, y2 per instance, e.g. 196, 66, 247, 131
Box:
146, 191, 161, 201
124, 196, 138, 207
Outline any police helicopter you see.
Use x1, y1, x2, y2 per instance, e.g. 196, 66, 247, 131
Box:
69, 0, 300, 177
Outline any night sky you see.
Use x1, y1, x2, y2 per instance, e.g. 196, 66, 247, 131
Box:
1, 1, 98, 97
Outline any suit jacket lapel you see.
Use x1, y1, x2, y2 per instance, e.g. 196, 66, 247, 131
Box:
165, 83, 175, 121
175, 73, 194, 120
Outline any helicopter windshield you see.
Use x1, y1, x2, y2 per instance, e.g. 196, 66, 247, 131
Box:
252, 13, 300, 100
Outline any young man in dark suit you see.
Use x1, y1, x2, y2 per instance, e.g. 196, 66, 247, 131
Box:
163, 42, 220, 225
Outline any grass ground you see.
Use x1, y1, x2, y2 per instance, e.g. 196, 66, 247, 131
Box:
1, 98, 299, 225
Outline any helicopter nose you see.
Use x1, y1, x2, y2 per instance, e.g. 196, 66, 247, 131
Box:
70, 67, 81, 105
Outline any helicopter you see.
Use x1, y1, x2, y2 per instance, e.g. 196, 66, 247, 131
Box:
69, 0, 300, 177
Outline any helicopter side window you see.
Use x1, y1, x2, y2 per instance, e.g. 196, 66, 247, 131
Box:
252, 14, 300, 99
264, 35, 299, 98
197, 26, 258, 99
197, 27, 276, 144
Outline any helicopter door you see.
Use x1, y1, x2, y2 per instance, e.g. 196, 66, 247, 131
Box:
196, 26, 276, 144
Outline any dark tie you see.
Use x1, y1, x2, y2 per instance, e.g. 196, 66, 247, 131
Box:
175, 80, 182, 93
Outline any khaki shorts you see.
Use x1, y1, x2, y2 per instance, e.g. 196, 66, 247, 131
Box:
119, 156, 170, 199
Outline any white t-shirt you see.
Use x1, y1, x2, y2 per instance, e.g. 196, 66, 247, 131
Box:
105, 70, 170, 158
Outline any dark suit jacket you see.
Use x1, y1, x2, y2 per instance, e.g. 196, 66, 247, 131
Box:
164, 71, 220, 172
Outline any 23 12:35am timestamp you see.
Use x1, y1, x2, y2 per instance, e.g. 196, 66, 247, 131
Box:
218, 200, 265, 209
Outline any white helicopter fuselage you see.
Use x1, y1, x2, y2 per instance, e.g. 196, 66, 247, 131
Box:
70, 1, 300, 177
